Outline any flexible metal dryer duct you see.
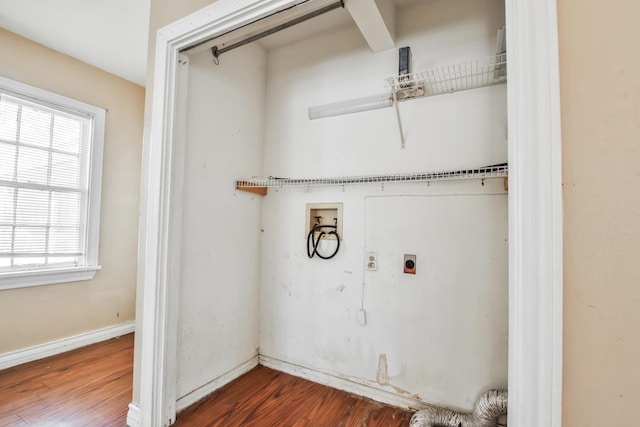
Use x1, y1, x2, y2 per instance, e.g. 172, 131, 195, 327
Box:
410, 389, 507, 427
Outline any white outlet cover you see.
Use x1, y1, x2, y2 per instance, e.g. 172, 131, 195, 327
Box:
366, 252, 378, 271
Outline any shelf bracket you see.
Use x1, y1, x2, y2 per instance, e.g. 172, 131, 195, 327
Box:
236, 181, 267, 196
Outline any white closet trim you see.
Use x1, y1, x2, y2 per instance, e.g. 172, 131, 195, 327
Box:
505, 0, 563, 425
133, 0, 563, 426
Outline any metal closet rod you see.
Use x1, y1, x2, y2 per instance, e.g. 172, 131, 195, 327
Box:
211, 0, 344, 60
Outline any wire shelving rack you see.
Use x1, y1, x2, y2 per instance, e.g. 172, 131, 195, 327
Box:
236, 164, 508, 195
387, 53, 507, 98
385, 53, 507, 148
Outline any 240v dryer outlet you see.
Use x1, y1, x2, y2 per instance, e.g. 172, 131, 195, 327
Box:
404, 254, 416, 274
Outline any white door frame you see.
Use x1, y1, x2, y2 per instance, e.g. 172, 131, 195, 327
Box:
134, 0, 563, 426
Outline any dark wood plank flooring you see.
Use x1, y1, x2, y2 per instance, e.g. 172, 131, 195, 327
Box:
0, 333, 413, 426
176, 365, 412, 427
0, 333, 134, 426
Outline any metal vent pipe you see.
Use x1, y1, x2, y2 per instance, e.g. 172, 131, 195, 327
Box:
410, 389, 507, 427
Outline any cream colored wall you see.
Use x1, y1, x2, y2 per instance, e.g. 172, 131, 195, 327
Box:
0, 29, 144, 353
559, 1, 640, 425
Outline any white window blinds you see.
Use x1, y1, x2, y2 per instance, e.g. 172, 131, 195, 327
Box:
0, 91, 93, 272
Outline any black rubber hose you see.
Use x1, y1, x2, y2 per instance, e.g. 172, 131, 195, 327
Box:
307, 224, 340, 259
314, 230, 340, 259
308, 230, 325, 258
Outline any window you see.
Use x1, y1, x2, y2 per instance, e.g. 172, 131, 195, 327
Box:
0, 76, 105, 289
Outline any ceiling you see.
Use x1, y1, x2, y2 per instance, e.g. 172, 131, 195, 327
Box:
257, 6, 354, 51
0, 0, 420, 88
0, 0, 151, 87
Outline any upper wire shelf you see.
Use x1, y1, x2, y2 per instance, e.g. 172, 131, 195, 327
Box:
236, 164, 508, 194
387, 53, 507, 98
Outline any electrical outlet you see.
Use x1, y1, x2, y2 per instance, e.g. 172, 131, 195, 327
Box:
366, 252, 377, 271
404, 254, 416, 274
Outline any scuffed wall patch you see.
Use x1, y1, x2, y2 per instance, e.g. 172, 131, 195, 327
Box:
377, 354, 388, 385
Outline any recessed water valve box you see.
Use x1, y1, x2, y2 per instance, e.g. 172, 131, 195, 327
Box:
305, 203, 343, 240
404, 254, 416, 274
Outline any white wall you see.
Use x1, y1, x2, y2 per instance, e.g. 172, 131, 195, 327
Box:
175, 44, 266, 400
260, 0, 507, 410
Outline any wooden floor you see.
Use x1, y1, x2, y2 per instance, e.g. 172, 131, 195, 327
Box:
176, 365, 413, 426
0, 333, 134, 426
0, 334, 413, 426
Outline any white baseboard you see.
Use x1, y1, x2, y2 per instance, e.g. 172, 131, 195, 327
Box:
176, 356, 259, 412
259, 355, 426, 411
0, 321, 135, 371
126, 402, 141, 427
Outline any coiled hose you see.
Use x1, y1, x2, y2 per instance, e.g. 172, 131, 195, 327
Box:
410, 389, 507, 427
306, 224, 340, 259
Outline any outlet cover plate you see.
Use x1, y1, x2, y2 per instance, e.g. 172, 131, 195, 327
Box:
366, 252, 377, 271
404, 254, 416, 274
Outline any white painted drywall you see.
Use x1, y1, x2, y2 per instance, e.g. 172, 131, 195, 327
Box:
175, 44, 266, 400
259, 0, 507, 410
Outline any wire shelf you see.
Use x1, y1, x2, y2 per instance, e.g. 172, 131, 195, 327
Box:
387, 53, 507, 98
236, 164, 508, 190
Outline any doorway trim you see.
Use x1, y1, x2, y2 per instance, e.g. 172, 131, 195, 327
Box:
133, 0, 563, 426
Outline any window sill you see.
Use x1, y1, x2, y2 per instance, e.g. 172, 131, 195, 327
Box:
0, 266, 102, 291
